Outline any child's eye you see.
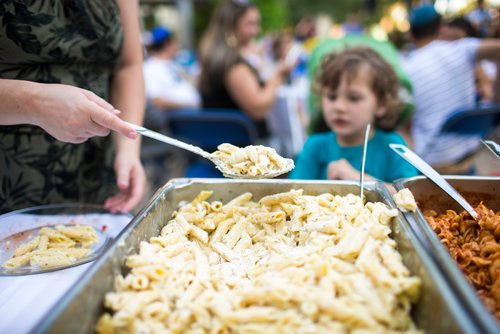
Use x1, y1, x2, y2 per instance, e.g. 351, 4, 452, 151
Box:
326, 93, 337, 100
348, 94, 362, 102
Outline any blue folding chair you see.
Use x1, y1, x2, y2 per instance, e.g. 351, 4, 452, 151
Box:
166, 109, 259, 177
437, 103, 500, 175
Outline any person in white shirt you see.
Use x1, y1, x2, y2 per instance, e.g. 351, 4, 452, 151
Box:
403, 4, 500, 172
143, 26, 201, 120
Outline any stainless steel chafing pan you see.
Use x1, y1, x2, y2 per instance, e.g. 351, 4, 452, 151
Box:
36, 179, 478, 333
394, 176, 500, 333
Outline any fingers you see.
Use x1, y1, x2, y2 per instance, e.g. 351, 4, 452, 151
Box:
104, 192, 129, 213
82, 90, 115, 112
105, 161, 146, 213
118, 166, 146, 212
86, 121, 111, 137
104, 177, 143, 213
61, 137, 88, 144
82, 89, 137, 139
90, 109, 137, 139
116, 166, 131, 190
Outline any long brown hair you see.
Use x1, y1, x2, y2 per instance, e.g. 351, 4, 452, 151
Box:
198, 0, 256, 94
315, 46, 403, 131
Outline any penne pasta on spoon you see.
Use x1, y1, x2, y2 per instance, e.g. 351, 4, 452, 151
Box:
129, 123, 294, 178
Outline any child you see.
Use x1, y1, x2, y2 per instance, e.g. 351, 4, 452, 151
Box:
290, 46, 418, 182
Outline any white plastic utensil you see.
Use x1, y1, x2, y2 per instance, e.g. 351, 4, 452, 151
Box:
482, 140, 500, 159
129, 123, 294, 179
359, 124, 371, 200
390, 144, 479, 220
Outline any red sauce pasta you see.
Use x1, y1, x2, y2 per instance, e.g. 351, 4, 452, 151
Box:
424, 203, 500, 321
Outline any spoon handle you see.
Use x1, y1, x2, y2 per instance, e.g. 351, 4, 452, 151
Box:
128, 123, 212, 159
390, 144, 479, 220
482, 140, 500, 159
359, 124, 371, 200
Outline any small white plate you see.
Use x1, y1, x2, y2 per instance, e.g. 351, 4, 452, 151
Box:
0, 204, 130, 276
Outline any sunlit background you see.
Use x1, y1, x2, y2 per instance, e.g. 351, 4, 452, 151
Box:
139, 0, 499, 50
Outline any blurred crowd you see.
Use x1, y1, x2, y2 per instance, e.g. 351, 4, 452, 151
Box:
1, 0, 498, 214
141, 0, 500, 191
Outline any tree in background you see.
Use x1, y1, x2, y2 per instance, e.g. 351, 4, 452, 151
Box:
191, 0, 399, 48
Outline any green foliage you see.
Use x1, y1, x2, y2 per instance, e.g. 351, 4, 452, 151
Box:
193, 1, 217, 48
191, 0, 400, 44
142, 0, 401, 41
253, 0, 290, 32
287, 0, 362, 23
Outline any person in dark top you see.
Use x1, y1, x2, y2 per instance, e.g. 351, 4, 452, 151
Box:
0, 0, 146, 214
198, 0, 292, 139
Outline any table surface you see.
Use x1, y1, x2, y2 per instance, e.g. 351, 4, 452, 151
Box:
0, 212, 131, 333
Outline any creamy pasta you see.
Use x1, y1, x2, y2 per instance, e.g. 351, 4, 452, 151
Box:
393, 188, 418, 213
2, 225, 98, 269
211, 143, 294, 177
97, 190, 422, 333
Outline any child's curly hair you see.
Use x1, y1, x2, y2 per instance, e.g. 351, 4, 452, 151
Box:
315, 46, 403, 131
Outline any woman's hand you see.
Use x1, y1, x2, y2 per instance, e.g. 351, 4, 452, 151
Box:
104, 150, 146, 213
0, 80, 138, 143
327, 159, 360, 180
31, 83, 137, 143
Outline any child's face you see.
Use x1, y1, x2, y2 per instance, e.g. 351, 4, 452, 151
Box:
321, 70, 386, 146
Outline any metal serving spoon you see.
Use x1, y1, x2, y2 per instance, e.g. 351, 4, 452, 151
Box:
129, 123, 294, 179
359, 124, 371, 200
482, 140, 500, 159
390, 144, 479, 220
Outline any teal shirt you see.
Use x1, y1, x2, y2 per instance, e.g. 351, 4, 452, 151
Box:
290, 130, 419, 182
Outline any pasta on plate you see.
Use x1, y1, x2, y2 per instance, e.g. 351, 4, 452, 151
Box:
97, 189, 422, 334
2, 224, 99, 269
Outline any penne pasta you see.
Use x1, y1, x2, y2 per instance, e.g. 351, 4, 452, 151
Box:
2, 224, 99, 269
97, 189, 422, 334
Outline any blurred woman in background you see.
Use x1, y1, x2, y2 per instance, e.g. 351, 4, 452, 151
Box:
198, 0, 292, 139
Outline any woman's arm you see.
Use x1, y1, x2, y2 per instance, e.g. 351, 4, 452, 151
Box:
225, 62, 290, 120
0, 79, 137, 143
150, 97, 197, 111
104, 0, 146, 213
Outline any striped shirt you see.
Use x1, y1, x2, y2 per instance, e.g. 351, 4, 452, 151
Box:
403, 38, 481, 165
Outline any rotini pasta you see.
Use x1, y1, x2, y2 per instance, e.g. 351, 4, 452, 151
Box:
425, 203, 500, 321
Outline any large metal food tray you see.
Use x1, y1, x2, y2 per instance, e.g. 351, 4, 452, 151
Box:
36, 179, 478, 333
394, 176, 500, 333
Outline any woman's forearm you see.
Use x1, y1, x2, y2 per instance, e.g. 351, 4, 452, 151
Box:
0, 79, 41, 125
227, 65, 285, 120
112, 0, 144, 155
111, 63, 144, 155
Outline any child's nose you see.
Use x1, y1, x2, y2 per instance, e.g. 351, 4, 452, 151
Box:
332, 98, 347, 113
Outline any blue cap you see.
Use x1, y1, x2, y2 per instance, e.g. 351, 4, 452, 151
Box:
151, 26, 172, 45
409, 4, 441, 28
